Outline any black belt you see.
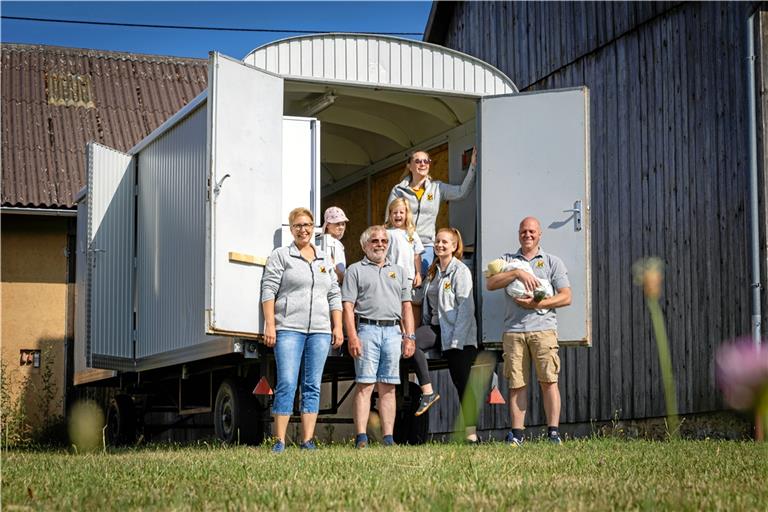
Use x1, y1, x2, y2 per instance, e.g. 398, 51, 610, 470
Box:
358, 317, 399, 327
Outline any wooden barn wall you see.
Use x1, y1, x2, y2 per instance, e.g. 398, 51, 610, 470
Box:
758, 11, 768, 347
432, 1, 760, 428
439, 1, 677, 92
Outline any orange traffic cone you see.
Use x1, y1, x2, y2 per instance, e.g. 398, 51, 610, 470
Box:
487, 386, 506, 405
252, 376, 273, 396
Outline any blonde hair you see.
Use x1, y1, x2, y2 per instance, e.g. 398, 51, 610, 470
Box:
385, 198, 416, 237
399, 149, 431, 182
288, 207, 314, 226
426, 227, 464, 281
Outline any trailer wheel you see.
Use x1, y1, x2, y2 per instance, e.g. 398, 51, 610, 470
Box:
393, 382, 429, 445
106, 395, 137, 446
214, 379, 266, 445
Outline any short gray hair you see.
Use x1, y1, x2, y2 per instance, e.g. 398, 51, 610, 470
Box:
359, 225, 388, 248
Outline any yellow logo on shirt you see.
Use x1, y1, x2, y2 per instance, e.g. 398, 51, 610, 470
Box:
444, 282, 452, 290
407, 235, 414, 243
536, 261, 544, 268
427, 193, 434, 201
319, 266, 327, 273
389, 271, 397, 279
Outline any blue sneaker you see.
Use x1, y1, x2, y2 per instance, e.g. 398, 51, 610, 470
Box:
548, 433, 562, 445
505, 431, 523, 447
271, 440, 285, 453
382, 435, 395, 446
299, 440, 317, 450
355, 433, 368, 449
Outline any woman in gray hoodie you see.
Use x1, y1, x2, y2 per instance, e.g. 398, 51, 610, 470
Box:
386, 148, 477, 277
411, 227, 479, 443
261, 207, 344, 452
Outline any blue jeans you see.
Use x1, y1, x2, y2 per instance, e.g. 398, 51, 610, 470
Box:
272, 330, 331, 415
354, 324, 401, 384
421, 245, 435, 276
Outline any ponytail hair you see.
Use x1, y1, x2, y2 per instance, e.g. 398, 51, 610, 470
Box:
426, 227, 464, 281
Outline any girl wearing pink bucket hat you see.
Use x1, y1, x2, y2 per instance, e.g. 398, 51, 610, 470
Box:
321, 206, 349, 283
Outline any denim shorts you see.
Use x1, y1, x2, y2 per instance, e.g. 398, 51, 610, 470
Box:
420, 246, 435, 277
354, 324, 401, 384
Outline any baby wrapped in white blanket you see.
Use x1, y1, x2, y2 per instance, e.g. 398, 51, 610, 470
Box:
485, 258, 554, 315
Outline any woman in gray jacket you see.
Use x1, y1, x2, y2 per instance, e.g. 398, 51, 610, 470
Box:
386, 148, 477, 277
411, 227, 480, 443
261, 207, 344, 453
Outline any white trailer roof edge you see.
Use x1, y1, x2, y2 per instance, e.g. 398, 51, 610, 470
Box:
243, 32, 519, 96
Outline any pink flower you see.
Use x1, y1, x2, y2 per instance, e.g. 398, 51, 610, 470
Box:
716, 338, 768, 411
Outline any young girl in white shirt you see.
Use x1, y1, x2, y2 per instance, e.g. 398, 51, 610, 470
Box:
385, 198, 424, 293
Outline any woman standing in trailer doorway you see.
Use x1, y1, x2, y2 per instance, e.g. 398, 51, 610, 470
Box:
261, 207, 344, 453
386, 147, 477, 280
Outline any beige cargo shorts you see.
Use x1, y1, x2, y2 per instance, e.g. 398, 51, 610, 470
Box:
502, 330, 560, 388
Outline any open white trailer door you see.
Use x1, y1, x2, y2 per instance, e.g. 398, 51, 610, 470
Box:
85, 142, 136, 367
206, 52, 284, 336
280, 116, 321, 247
479, 87, 591, 345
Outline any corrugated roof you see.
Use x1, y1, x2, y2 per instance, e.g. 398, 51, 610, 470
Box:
1, 43, 208, 208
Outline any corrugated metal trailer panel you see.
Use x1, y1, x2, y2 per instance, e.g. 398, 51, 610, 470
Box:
245, 33, 517, 96
136, 105, 207, 358
74, 194, 117, 383
86, 143, 135, 367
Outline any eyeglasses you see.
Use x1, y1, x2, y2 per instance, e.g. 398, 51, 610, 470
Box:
291, 223, 314, 231
412, 158, 432, 165
368, 238, 389, 245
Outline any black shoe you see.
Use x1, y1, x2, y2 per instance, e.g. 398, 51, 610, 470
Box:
505, 431, 523, 447
414, 393, 440, 417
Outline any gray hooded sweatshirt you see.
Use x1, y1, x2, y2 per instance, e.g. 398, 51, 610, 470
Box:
421, 257, 478, 351
261, 243, 342, 334
386, 162, 476, 247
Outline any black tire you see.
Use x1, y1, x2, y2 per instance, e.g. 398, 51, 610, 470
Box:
393, 382, 429, 445
214, 378, 267, 445
106, 394, 137, 446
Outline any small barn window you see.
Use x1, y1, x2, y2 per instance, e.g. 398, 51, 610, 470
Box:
46, 72, 95, 108
19, 349, 41, 368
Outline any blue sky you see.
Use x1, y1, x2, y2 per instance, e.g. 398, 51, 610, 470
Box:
1, 1, 432, 59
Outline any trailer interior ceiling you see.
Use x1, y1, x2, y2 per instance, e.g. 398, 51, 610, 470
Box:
282, 81, 478, 186
244, 34, 517, 191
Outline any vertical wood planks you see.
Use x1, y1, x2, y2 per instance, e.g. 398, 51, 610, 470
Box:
429, 1, 756, 431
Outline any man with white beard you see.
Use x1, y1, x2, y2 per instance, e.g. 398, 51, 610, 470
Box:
342, 225, 415, 448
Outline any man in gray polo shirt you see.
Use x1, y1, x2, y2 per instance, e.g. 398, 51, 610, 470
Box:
486, 216, 572, 445
342, 225, 415, 448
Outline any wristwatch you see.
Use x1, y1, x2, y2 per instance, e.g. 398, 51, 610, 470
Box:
402, 333, 416, 341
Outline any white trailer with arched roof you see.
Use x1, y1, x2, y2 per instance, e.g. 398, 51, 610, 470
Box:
75, 34, 590, 444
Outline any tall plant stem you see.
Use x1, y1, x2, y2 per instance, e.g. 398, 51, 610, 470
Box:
647, 298, 679, 438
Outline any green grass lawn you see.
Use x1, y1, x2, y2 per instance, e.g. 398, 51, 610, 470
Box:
3, 439, 767, 511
